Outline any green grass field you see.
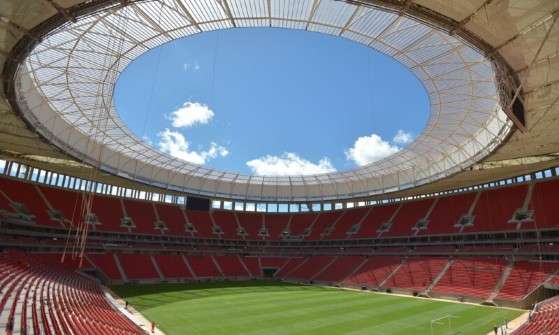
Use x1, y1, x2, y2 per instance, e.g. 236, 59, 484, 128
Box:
112, 281, 524, 335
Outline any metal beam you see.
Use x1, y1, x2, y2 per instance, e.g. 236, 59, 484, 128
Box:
516, 50, 559, 75
218, 0, 237, 28
174, 0, 202, 32
305, 0, 322, 30
449, 0, 494, 36
492, 10, 559, 54
132, 5, 172, 39
41, 0, 77, 23
0, 15, 38, 41
370, 0, 413, 41
502, 11, 558, 132
338, 5, 360, 36
523, 79, 559, 96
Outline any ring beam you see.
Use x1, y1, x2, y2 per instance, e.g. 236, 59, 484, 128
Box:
9, 0, 514, 201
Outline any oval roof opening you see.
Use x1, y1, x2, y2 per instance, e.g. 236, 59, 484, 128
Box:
115, 27, 430, 176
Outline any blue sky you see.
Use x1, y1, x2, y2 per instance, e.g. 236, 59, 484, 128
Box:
114, 28, 429, 176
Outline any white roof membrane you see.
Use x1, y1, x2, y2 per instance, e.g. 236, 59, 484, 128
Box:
13, 0, 513, 201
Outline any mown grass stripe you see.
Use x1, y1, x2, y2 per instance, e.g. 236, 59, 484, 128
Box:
112, 281, 524, 335
151, 289, 403, 334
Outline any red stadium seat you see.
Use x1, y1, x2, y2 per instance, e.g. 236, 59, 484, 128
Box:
153, 254, 194, 279
0, 252, 143, 335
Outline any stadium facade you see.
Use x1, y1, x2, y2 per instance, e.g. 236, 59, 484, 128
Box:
1, 0, 559, 334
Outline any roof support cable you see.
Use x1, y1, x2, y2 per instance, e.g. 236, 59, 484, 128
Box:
62, 3, 132, 266
134, 0, 166, 176
505, 12, 559, 132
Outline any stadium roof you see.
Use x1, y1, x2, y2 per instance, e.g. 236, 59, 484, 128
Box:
1, 0, 558, 202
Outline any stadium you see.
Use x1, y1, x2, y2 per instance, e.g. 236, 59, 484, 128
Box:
0, 0, 558, 334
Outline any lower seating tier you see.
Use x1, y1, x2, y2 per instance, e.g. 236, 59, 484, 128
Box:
513, 295, 559, 335
2, 250, 558, 335
0, 251, 143, 335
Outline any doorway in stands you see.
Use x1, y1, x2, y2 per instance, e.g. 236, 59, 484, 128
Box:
263, 268, 278, 278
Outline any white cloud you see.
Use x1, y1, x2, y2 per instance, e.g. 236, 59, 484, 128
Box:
183, 61, 200, 72
168, 101, 214, 128
246, 153, 336, 176
345, 133, 400, 166
393, 129, 414, 145
158, 129, 228, 165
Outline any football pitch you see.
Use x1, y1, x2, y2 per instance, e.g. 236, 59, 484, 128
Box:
112, 281, 524, 335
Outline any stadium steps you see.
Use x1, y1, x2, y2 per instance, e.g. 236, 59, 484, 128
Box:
310, 256, 339, 281
423, 258, 454, 295
113, 254, 128, 282
512, 295, 559, 334
181, 255, 198, 280
544, 269, 559, 289
263, 215, 288, 240
412, 198, 439, 236
304, 213, 327, 240
117, 253, 161, 281
211, 256, 225, 278
1, 253, 144, 335
236, 213, 263, 240
468, 185, 528, 233
39, 279, 50, 334
379, 259, 405, 288
426, 193, 476, 235
282, 257, 310, 280
180, 208, 197, 237
458, 191, 482, 233
118, 198, 132, 234
0, 271, 30, 333
387, 199, 434, 237
208, 212, 225, 239
347, 207, 373, 238
352, 205, 397, 238
273, 258, 298, 278
238, 255, 253, 278
186, 255, 223, 278
339, 257, 369, 285
153, 255, 193, 279
150, 255, 165, 281
326, 208, 369, 239
487, 259, 514, 303
151, 203, 166, 234
312, 256, 365, 283
515, 183, 535, 230
287, 256, 334, 281
320, 212, 347, 239
34, 184, 67, 227
431, 257, 506, 300
7, 272, 33, 335
233, 213, 246, 240
278, 215, 293, 239
154, 203, 185, 235
84, 254, 110, 282
377, 203, 402, 238
23, 276, 39, 334
496, 261, 559, 302
522, 183, 535, 210
241, 256, 262, 277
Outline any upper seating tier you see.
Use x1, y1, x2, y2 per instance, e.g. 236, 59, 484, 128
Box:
1, 176, 558, 240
